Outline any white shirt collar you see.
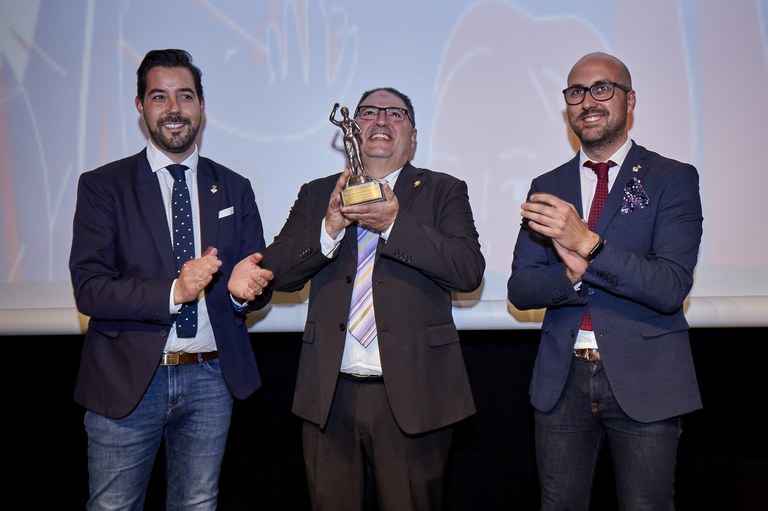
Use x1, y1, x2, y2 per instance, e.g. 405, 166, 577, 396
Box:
145, 139, 199, 174
579, 138, 632, 169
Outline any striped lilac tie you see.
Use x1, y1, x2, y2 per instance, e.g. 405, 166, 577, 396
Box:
348, 226, 378, 347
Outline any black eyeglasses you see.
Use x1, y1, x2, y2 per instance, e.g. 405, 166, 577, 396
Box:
562, 82, 631, 105
355, 105, 412, 123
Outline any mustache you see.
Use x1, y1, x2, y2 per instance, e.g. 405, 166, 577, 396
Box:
158, 115, 189, 126
579, 107, 607, 120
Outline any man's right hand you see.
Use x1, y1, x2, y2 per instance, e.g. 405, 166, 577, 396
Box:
324, 168, 353, 238
174, 247, 222, 304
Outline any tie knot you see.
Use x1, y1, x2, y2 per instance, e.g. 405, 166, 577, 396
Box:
167, 164, 189, 181
584, 160, 616, 180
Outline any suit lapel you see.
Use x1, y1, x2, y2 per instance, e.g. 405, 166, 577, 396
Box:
197, 158, 220, 251
135, 153, 176, 276
561, 155, 584, 217
596, 142, 649, 232
393, 162, 425, 210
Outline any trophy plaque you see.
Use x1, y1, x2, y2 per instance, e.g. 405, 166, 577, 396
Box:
330, 102, 386, 206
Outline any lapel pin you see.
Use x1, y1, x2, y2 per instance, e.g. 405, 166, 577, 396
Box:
413, 180, 422, 188
632, 165, 641, 173
211, 185, 218, 194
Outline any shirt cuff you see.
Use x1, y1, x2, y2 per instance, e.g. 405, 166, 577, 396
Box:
230, 294, 248, 312
170, 279, 182, 313
320, 218, 344, 257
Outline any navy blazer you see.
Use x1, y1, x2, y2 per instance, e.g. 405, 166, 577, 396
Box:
262, 162, 485, 435
508, 142, 703, 423
70, 149, 271, 419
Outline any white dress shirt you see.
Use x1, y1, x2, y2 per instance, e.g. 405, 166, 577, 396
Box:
573, 138, 632, 350
146, 140, 217, 353
320, 169, 402, 376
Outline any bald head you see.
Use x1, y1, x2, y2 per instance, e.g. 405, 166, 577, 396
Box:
564, 52, 635, 160
568, 52, 632, 89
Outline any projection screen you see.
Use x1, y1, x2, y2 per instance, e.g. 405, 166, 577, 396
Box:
1, 0, 766, 334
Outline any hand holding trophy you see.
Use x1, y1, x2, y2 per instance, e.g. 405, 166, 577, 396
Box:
330, 103, 386, 206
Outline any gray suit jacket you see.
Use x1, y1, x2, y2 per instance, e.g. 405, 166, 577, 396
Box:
263, 162, 485, 435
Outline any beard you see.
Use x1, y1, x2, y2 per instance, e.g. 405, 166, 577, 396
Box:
147, 114, 199, 154
569, 106, 627, 153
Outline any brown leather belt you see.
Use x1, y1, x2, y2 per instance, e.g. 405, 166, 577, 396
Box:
573, 348, 601, 361
161, 351, 218, 366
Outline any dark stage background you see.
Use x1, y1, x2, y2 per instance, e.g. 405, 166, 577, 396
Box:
15, 327, 767, 510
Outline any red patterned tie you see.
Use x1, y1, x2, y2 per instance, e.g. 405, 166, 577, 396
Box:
580, 160, 616, 330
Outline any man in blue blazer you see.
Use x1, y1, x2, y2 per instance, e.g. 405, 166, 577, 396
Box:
69, 49, 273, 510
508, 52, 703, 509
259, 87, 485, 510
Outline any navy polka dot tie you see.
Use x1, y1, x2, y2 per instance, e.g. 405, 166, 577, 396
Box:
168, 164, 197, 338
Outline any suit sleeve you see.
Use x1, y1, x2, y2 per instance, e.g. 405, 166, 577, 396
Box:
261, 179, 337, 292
507, 180, 586, 311
380, 178, 485, 292
582, 163, 702, 313
234, 177, 273, 312
508, 161, 703, 315
68, 172, 173, 323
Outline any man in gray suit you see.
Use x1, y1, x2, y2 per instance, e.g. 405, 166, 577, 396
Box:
508, 52, 703, 509
260, 87, 485, 510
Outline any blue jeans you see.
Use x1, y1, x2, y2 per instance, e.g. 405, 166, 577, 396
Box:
535, 357, 682, 511
85, 358, 233, 511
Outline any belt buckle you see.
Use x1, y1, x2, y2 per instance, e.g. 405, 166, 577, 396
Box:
573, 348, 599, 361
161, 352, 180, 366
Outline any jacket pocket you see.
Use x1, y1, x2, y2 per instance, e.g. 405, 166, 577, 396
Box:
88, 319, 122, 338
428, 323, 460, 347
302, 321, 315, 344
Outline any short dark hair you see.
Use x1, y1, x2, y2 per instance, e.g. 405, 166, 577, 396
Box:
355, 87, 415, 127
136, 49, 203, 100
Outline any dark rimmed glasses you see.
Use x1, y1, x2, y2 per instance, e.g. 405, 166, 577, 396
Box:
562, 82, 631, 105
355, 105, 412, 123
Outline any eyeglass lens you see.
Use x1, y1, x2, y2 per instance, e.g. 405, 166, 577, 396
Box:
564, 83, 621, 105
357, 106, 408, 122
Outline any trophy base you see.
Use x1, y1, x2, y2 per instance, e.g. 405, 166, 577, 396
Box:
341, 180, 386, 206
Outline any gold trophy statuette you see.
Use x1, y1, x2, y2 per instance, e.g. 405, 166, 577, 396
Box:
330, 102, 386, 206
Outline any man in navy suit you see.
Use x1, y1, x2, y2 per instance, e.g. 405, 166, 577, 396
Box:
259, 87, 485, 510
508, 52, 703, 509
69, 49, 273, 510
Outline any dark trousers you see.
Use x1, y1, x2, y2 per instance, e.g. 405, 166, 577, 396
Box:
302, 374, 453, 511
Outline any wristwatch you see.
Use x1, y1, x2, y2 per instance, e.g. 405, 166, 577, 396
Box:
585, 236, 605, 263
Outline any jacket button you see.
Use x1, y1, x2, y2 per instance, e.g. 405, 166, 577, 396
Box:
339, 323, 346, 332
346, 276, 352, 284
